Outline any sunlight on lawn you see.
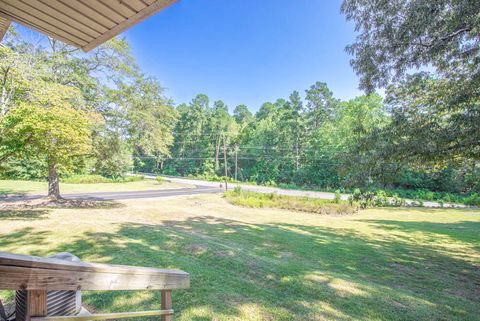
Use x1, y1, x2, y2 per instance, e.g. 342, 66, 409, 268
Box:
0, 194, 478, 320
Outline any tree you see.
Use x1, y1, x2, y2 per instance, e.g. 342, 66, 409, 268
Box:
113, 75, 176, 157
383, 73, 480, 164
210, 100, 232, 171
341, 0, 480, 92
305, 82, 338, 129
233, 104, 252, 124
288, 91, 306, 171
341, 0, 480, 164
1, 83, 94, 199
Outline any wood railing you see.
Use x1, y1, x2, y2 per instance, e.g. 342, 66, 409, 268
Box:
0, 252, 190, 321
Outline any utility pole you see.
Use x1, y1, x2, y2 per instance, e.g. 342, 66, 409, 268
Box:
223, 133, 228, 191
235, 145, 238, 181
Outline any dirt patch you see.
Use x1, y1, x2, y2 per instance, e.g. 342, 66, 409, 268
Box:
185, 244, 209, 255
215, 250, 235, 257
390, 300, 407, 309
0, 209, 50, 221
388, 262, 417, 275
446, 288, 480, 302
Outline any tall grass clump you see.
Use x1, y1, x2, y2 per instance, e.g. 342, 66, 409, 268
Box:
225, 188, 357, 215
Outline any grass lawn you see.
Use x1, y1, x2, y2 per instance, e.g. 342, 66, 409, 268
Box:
0, 194, 479, 320
0, 179, 193, 196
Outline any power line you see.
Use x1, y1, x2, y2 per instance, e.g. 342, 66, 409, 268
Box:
134, 155, 340, 162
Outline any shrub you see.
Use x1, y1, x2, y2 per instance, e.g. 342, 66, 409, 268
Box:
464, 193, 480, 206
155, 176, 165, 184
390, 194, 406, 207
334, 190, 341, 204
349, 189, 408, 208
350, 189, 377, 209
374, 190, 389, 207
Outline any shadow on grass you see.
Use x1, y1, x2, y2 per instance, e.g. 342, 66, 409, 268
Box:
362, 219, 480, 248
46, 216, 480, 321
0, 227, 51, 256
0, 188, 29, 197
0, 198, 124, 209
0, 209, 50, 221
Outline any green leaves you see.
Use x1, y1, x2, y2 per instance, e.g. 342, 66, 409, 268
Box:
342, 0, 480, 93
1, 81, 94, 173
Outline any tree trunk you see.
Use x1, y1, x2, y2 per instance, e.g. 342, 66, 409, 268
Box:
48, 164, 61, 200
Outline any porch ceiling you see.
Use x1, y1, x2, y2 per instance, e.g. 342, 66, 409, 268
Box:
0, 0, 177, 51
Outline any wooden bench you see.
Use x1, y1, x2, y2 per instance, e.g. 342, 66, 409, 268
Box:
0, 252, 190, 321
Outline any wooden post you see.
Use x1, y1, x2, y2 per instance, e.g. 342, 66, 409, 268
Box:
161, 290, 172, 321
23, 290, 47, 321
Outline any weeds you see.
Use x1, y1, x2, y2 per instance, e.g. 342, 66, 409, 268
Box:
225, 188, 357, 215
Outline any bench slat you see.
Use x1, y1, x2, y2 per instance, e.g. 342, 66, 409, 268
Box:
0, 252, 187, 276
0, 252, 189, 291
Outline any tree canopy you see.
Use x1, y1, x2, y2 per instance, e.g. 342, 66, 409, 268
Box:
0, 29, 175, 197
341, 0, 480, 166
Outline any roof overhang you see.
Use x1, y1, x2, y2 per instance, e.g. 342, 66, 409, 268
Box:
0, 0, 177, 52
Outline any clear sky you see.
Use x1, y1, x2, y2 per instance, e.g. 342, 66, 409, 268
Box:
124, 0, 362, 112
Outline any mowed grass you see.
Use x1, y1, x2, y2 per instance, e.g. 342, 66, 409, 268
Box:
0, 194, 479, 320
0, 179, 192, 196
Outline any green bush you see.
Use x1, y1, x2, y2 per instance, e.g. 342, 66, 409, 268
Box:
464, 193, 480, 206
374, 190, 389, 207
349, 189, 407, 208
155, 176, 165, 184
390, 194, 407, 207
334, 190, 341, 204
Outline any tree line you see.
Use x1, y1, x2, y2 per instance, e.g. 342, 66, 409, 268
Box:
1, 0, 479, 199
136, 84, 479, 195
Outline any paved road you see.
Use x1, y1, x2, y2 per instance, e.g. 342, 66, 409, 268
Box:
0, 185, 222, 202
157, 175, 345, 199
65, 185, 222, 200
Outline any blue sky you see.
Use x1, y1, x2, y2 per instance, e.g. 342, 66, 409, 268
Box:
124, 0, 362, 112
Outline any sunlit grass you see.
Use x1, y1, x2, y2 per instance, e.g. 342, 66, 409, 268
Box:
0, 194, 478, 320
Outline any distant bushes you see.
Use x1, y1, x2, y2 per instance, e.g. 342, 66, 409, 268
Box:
382, 189, 480, 206
61, 174, 144, 184
225, 187, 357, 215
